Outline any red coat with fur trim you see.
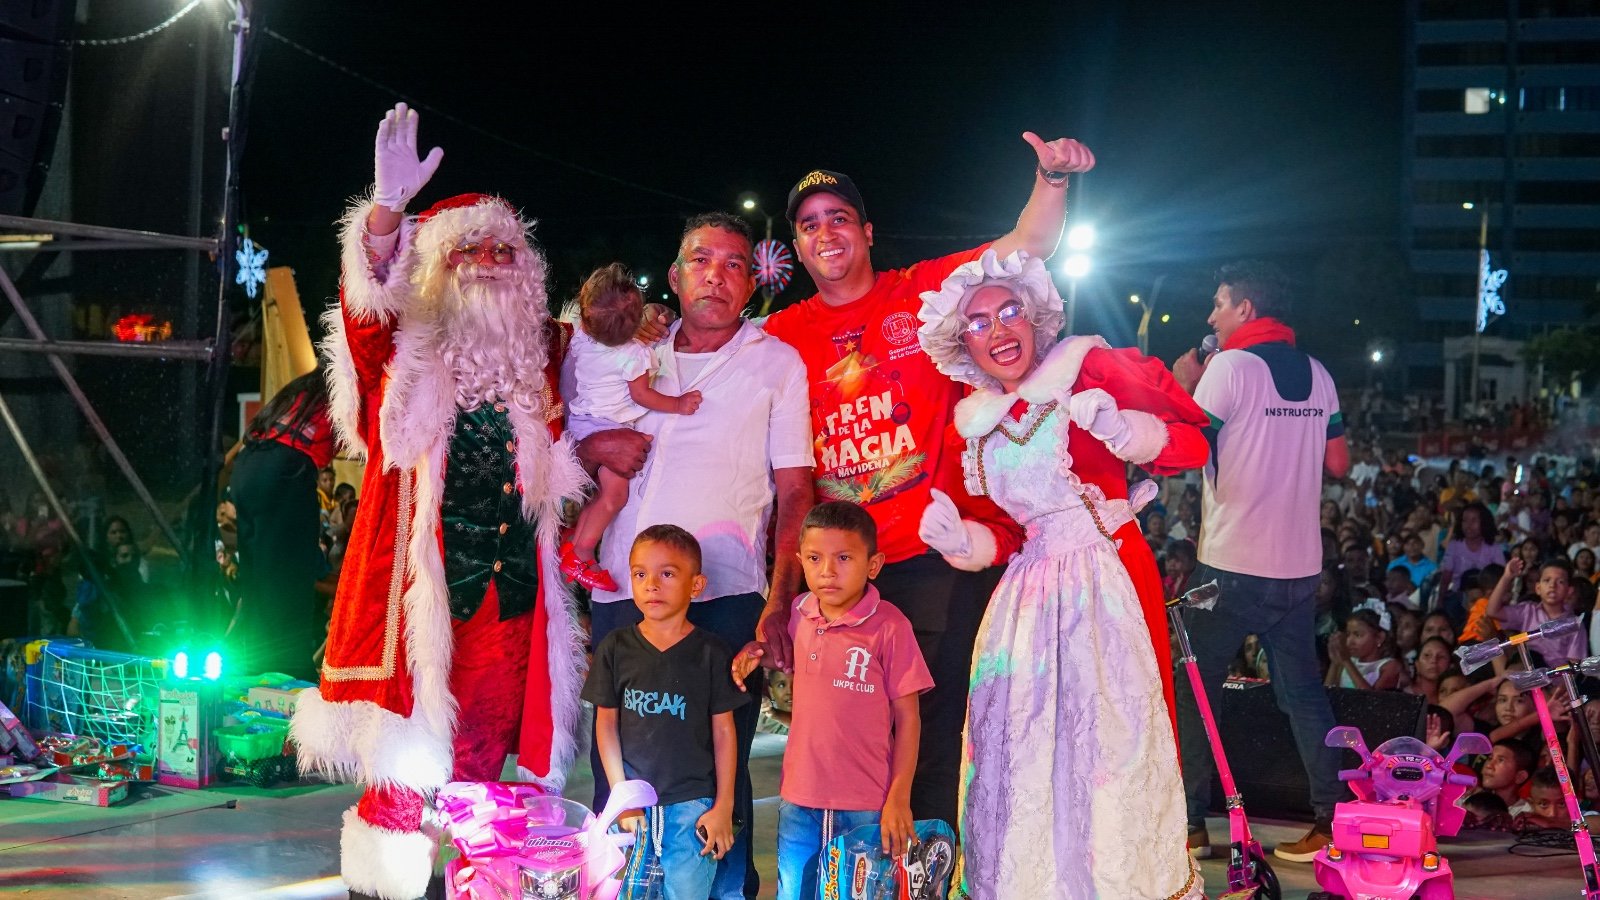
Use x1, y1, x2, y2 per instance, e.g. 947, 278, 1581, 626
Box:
289, 199, 588, 795
1065, 344, 1209, 719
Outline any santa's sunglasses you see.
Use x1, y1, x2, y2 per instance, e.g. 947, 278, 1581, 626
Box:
452, 239, 517, 264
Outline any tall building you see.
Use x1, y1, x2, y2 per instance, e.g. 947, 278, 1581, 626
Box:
1403, 0, 1600, 412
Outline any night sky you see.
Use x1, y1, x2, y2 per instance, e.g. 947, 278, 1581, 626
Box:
232, 2, 1405, 370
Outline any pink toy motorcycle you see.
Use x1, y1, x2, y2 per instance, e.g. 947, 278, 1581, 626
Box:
436, 779, 656, 900
1308, 726, 1489, 900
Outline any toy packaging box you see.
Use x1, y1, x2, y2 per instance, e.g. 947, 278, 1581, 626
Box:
157, 683, 220, 789
814, 819, 956, 900
246, 681, 314, 716
8, 773, 129, 806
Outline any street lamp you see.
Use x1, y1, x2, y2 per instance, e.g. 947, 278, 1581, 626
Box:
1061, 223, 1095, 334
1134, 274, 1168, 356
738, 191, 776, 313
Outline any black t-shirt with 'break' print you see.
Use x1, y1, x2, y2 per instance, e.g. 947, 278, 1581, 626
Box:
581, 624, 749, 805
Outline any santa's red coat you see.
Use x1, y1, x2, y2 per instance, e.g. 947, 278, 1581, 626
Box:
289, 199, 588, 795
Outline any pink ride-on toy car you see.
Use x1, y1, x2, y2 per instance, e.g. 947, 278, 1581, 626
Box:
1309, 726, 1490, 900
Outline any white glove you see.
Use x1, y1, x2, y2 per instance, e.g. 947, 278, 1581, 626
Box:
372, 103, 444, 212
1068, 388, 1132, 450
918, 488, 972, 559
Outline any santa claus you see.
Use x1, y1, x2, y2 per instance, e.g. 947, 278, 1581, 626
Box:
288, 103, 588, 900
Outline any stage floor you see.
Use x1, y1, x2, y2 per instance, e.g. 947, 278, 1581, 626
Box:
0, 732, 1590, 898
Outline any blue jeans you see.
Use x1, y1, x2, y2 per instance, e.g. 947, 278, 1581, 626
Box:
1176, 563, 1346, 825
592, 593, 764, 898
648, 797, 719, 900
775, 801, 881, 900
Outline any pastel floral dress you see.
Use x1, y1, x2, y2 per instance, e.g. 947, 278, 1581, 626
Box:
957, 395, 1200, 900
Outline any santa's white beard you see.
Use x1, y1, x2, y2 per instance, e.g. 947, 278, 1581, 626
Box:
437, 265, 549, 414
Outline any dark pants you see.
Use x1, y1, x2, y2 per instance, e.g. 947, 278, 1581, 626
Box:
1176, 563, 1346, 827
229, 441, 325, 681
872, 553, 1001, 831
591, 592, 764, 898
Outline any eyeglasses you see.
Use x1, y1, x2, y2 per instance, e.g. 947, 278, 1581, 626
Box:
452, 240, 517, 264
961, 301, 1027, 343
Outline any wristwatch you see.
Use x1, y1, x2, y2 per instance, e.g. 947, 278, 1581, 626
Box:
1038, 165, 1070, 186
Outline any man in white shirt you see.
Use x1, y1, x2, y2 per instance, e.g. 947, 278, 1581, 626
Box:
567, 212, 813, 899
1173, 260, 1350, 865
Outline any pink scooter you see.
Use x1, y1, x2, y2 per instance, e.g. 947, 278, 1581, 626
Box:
1167, 580, 1281, 900
1308, 726, 1488, 899
436, 779, 657, 900
1455, 616, 1600, 900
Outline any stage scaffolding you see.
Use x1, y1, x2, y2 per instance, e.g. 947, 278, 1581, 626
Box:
0, 1, 257, 651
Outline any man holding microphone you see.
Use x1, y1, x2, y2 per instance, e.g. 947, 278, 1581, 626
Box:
1171, 260, 1350, 863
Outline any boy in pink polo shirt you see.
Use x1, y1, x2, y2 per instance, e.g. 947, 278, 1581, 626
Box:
733, 502, 933, 900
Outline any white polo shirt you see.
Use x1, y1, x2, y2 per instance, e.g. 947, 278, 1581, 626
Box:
1194, 344, 1343, 580
565, 320, 814, 603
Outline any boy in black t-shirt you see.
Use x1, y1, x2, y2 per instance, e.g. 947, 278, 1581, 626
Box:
582, 524, 748, 899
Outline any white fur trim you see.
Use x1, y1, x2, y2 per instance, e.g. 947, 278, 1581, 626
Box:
505, 411, 590, 790
1017, 335, 1111, 404
377, 320, 457, 475
340, 805, 437, 900
401, 446, 460, 753
339, 197, 418, 322
941, 520, 1001, 572
318, 304, 369, 459
290, 689, 453, 791
1109, 409, 1170, 466
954, 391, 1019, 440
411, 200, 527, 266
952, 336, 1112, 439
322, 196, 422, 460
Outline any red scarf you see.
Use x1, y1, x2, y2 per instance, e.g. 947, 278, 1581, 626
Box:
1223, 317, 1297, 351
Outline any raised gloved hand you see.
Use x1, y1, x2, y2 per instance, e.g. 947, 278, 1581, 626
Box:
1067, 388, 1132, 447
918, 488, 972, 560
372, 102, 444, 212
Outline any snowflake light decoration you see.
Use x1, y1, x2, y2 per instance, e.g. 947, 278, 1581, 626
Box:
235, 238, 269, 299
1476, 248, 1508, 333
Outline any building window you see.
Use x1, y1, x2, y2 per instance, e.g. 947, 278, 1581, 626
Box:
1416, 43, 1507, 66
1516, 133, 1600, 156
1518, 182, 1600, 205
1415, 274, 1477, 296
1518, 41, 1600, 65
1524, 0, 1600, 16
1419, 0, 1507, 19
1413, 228, 1501, 250
1464, 87, 1508, 113
1515, 229, 1600, 252
1416, 135, 1507, 157
1413, 180, 1506, 204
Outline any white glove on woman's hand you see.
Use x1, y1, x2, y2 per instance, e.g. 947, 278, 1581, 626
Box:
918, 488, 972, 559
372, 103, 444, 212
1067, 387, 1132, 449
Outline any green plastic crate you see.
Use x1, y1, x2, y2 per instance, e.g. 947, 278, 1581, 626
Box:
213, 719, 289, 762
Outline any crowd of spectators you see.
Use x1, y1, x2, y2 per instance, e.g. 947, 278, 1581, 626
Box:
1141, 434, 1600, 835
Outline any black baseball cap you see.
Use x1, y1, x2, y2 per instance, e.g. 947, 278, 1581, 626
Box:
785, 169, 867, 224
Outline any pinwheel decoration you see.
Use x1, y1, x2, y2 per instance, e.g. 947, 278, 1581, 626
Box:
754, 238, 794, 293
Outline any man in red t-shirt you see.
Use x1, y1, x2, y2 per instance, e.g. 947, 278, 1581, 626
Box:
760, 134, 1095, 828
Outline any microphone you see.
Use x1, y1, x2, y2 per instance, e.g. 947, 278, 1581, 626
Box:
1199, 334, 1219, 359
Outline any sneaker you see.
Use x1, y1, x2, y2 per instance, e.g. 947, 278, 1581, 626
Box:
1187, 825, 1212, 859
559, 542, 618, 593
1272, 821, 1334, 863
